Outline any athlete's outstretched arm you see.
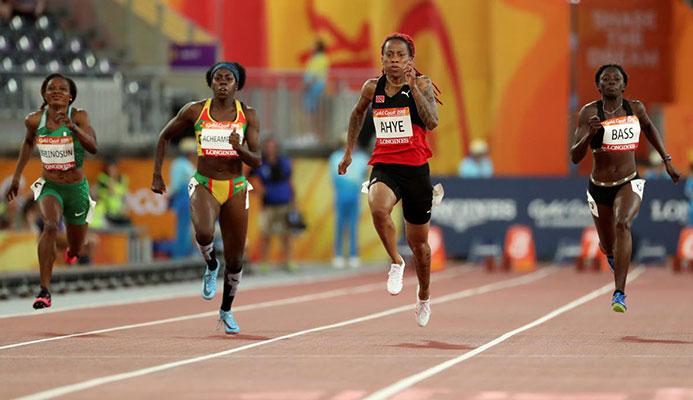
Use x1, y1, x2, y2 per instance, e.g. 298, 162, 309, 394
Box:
570, 104, 602, 164
633, 101, 680, 183
231, 106, 261, 169
412, 75, 439, 131
62, 109, 97, 154
151, 101, 199, 194
6, 114, 39, 202
338, 79, 376, 175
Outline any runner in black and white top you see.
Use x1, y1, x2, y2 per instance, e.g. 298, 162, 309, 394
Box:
570, 64, 680, 313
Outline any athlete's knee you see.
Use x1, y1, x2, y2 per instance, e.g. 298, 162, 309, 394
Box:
599, 241, 613, 256
370, 206, 391, 223
614, 217, 632, 232
407, 239, 430, 258
195, 231, 215, 246
224, 256, 243, 274
42, 220, 59, 235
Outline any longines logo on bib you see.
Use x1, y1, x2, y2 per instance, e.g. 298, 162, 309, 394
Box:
601, 115, 640, 151
36, 136, 76, 170
373, 107, 413, 144
200, 122, 244, 157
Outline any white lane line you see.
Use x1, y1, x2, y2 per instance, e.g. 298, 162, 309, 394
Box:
0, 266, 434, 320
363, 266, 646, 400
12, 269, 554, 400
0, 268, 466, 351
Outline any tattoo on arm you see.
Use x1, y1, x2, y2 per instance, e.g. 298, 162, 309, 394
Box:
412, 77, 439, 130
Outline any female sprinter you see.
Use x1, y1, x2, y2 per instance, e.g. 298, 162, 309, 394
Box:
5, 73, 98, 309
151, 62, 261, 333
338, 33, 440, 327
570, 64, 679, 313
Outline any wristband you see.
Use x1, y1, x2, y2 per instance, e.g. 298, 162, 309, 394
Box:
664, 154, 672, 162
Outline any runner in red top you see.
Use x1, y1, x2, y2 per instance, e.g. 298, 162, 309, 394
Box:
338, 33, 439, 327
570, 64, 679, 313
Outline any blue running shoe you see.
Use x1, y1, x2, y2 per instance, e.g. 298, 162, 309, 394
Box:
607, 256, 615, 273
201, 259, 220, 300
217, 309, 240, 334
611, 291, 627, 313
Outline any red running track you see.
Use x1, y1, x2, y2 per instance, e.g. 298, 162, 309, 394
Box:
1, 264, 692, 400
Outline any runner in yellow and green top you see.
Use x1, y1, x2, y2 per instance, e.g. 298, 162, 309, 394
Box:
151, 61, 261, 334
5, 73, 98, 310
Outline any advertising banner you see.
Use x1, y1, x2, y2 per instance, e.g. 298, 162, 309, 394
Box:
430, 177, 688, 261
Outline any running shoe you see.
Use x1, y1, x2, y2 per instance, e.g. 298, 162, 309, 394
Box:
414, 285, 431, 327
65, 249, 78, 265
606, 256, 615, 273
217, 309, 240, 334
201, 259, 220, 300
387, 258, 405, 295
611, 291, 627, 313
33, 287, 52, 309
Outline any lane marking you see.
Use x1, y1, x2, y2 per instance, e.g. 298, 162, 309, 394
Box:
0, 269, 467, 351
0, 266, 450, 319
363, 266, 646, 400
12, 269, 553, 400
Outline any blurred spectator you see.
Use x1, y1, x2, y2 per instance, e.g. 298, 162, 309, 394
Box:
644, 152, 668, 180
95, 157, 131, 226
18, 198, 40, 233
458, 139, 493, 178
169, 137, 197, 258
685, 164, 693, 226
10, 0, 45, 20
0, 1, 11, 20
0, 200, 11, 230
302, 39, 329, 136
328, 140, 369, 268
249, 137, 297, 273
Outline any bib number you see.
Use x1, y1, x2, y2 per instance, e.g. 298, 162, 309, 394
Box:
30, 177, 46, 200
36, 136, 76, 170
601, 116, 640, 152
373, 107, 413, 144
630, 179, 645, 200
199, 124, 243, 157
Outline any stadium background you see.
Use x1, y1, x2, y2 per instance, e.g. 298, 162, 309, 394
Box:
1, 0, 692, 271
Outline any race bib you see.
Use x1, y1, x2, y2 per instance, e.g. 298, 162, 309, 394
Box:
199, 122, 244, 157
373, 107, 413, 144
188, 176, 200, 197
586, 190, 599, 218
601, 115, 640, 152
630, 179, 645, 201
30, 177, 46, 200
36, 136, 76, 171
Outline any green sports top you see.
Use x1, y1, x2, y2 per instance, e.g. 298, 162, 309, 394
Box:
34, 106, 85, 171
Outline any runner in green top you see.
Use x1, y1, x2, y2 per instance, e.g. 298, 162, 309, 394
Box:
5, 73, 98, 310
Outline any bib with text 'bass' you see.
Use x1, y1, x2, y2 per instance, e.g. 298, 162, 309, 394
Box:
600, 115, 640, 152
195, 98, 247, 157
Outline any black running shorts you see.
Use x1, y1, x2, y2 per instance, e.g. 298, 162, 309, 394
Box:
368, 163, 432, 224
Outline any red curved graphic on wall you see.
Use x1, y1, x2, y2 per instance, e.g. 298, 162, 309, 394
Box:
396, 2, 469, 153
301, 0, 372, 68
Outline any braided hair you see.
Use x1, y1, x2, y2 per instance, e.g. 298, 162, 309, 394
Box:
381, 33, 442, 105
40, 73, 77, 110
